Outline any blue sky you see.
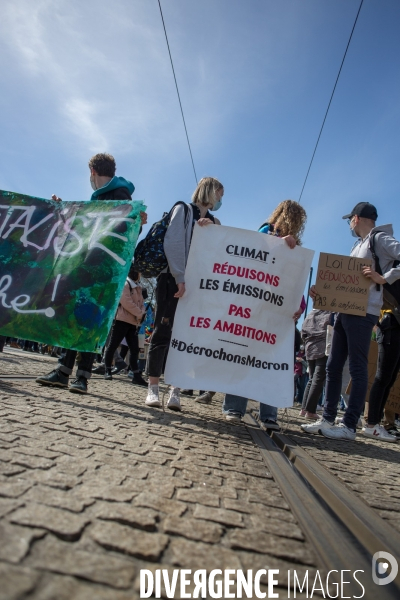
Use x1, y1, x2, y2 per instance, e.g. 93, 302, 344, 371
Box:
1, 0, 399, 297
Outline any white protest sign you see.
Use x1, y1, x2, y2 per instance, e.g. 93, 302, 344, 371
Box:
165, 224, 314, 407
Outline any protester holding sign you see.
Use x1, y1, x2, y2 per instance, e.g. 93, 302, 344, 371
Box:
304, 202, 400, 440
222, 200, 307, 428
145, 177, 224, 412
36, 153, 140, 395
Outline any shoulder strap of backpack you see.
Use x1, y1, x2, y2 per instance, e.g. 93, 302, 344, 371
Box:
167, 201, 189, 224
369, 232, 382, 291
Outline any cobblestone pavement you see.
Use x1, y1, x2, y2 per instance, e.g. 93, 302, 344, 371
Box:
279, 406, 400, 535
0, 349, 319, 600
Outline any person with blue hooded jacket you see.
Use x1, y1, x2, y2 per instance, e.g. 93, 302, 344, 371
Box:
36, 153, 146, 395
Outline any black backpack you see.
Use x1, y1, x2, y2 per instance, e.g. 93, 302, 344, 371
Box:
133, 202, 189, 278
369, 232, 400, 320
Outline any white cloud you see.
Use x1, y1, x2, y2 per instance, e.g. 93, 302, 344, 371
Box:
0, 0, 293, 160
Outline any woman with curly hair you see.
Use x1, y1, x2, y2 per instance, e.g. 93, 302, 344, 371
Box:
222, 199, 307, 429
260, 199, 306, 246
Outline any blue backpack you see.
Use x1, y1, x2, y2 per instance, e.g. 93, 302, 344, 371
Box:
133, 202, 189, 278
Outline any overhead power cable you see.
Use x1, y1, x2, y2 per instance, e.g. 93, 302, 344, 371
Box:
298, 0, 364, 203
157, 0, 198, 185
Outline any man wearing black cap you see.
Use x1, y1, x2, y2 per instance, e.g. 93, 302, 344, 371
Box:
303, 202, 400, 441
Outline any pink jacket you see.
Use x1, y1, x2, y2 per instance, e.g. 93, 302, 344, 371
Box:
116, 279, 145, 326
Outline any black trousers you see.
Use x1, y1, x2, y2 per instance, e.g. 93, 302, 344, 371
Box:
58, 350, 95, 379
368, 315, 400, 425
104, 320, 139, 373
302, 355, 328, 413
147, 273, 179, 378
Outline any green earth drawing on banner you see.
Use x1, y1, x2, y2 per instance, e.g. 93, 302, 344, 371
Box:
0, 190, 145, 352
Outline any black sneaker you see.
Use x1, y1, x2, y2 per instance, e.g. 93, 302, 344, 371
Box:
386, 426, 400, 439
181, 389, 193, 396
36, 369, 69, 388
92, 364, 106, 375
260, 419, 280, 431
104, 369, 113, 381
132, 373, 147, 387
111, 361, 128, 375
69, 376, 88, 394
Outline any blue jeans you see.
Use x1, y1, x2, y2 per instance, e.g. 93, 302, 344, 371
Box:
323, 312, 378, 431
222, 394, 278, 422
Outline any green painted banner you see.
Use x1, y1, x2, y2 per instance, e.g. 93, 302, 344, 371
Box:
0, 190, 145, 351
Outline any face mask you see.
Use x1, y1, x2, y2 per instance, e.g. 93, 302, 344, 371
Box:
90, 176, 97, 191
350, 225, 359, 238
211, 200, 222, 212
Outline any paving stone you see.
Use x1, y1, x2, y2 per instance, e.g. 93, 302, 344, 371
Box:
0, 562, 40, 600
164, 475, 192, 489
360, 493, 400, 512
25, 484, 95, 513
168, 537, 242, 571
254, 517, 304, 540
247, 490, 290, 510
145, 481, 176, 499
47, 443, 95, 458
229, 529, 315, 565
0, 480, 31, 498
134, 492, 187, 516
193, 504, 245, 527
68, 429, 106, 441
28, 535, 135, 588
90, 520, 169, 560
14, 445, 61, 460
238, 550, 318, 591
0, 497, 24, 517
0, 520, 46, 563
0, 463, 26, 477
10, 502, 90, 540
33, 573, 137, 600
29, 470, 82, 490
93, 501, 158, 531
0, 433, 20, 443
163, 515, 223, 543
181, 470, 223, 486
225, 498, 296, 523
176, 488, 220, 507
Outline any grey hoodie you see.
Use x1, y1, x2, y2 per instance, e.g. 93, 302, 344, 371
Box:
163, 204, 193, 284
351, 224, 400, 316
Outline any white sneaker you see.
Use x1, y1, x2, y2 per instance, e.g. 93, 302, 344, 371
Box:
225, 411, 242, 423
321, 423, 356, 441
145, 385, 161, 408
301, 417, 335, 435
167, 387, 181, 412
363, 425, 397, 443
335, 416, 363, 429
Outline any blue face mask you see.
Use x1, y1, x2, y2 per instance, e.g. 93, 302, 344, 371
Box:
351, 226, 359, 238
211, 200, 222, 212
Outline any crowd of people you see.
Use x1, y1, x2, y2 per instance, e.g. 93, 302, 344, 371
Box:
2, 153, 400, 444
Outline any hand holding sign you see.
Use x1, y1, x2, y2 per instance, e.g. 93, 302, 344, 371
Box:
313, 252, 372, 316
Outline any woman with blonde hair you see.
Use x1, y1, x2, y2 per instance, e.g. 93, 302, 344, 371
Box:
145, 177, 224, 411
222, 199, 307, 429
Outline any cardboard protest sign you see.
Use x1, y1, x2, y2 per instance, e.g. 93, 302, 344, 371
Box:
313, 252, 372, 316
347, 340, 400, 414
165, 225, 314, 407
0, 190, 145, 351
